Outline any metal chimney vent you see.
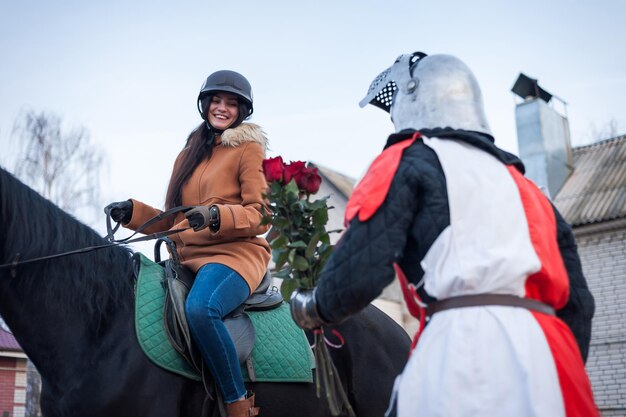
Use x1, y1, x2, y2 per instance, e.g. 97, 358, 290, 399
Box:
513, 73, 573, 198
511, 73, 553, 103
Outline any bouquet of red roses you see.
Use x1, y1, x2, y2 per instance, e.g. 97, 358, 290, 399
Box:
261, 156, 338, 300
262, 156, 354, 417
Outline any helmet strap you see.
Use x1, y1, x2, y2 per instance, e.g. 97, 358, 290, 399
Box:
205, 121, 224, 136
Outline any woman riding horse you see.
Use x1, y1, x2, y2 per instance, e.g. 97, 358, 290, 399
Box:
106, 70, 270, 417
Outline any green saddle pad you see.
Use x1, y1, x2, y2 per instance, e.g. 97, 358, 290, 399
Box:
134, 253, 314, 383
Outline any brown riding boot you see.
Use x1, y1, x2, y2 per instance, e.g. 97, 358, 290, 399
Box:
226, 392, 260, 417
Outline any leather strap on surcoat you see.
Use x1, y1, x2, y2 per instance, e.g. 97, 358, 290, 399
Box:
426, 294, 555, 317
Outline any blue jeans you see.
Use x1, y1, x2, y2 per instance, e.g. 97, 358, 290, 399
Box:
185, 263, 250, 403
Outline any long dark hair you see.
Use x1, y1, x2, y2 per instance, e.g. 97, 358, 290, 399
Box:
165, 98, 250, 209
165, 122, 214, 210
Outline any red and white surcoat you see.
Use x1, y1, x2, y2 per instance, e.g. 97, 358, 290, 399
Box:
316, 128, 598, 416
393, 136, 598, 417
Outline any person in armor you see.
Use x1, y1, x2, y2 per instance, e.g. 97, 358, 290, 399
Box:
290, 53, 599, 417
106, 70, 269, 417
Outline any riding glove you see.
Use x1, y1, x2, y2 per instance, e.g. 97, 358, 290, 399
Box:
105, 200, 133, 224
185, 205, 220, 232
290, 288, 327, 330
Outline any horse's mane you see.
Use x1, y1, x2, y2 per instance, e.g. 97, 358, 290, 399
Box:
0, 167, 136, 328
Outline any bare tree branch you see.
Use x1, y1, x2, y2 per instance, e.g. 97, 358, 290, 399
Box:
7, 110, 107, 416
581, 118, 621, 145
11, 110, 106, 220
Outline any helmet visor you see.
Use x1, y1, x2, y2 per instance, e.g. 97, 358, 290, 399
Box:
358, 66, 397, 112
358, 52, 427, 113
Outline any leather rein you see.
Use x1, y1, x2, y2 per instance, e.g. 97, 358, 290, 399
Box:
0, 206, 193, 277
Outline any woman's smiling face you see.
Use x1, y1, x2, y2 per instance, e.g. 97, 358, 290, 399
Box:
207, 92, 239, 131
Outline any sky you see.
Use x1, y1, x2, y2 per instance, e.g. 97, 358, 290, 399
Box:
1, 0, 625, 248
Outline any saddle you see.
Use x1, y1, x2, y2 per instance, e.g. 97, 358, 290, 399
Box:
153, 238, 283, 375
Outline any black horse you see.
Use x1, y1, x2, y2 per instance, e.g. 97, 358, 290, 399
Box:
0, 166, 410, 417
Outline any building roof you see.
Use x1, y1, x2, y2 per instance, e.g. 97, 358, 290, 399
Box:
0, 323, 22, 352
554, 135, 626, 226
312, 163, 356, 198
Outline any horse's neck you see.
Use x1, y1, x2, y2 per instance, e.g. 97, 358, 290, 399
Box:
0, 169, 138, 392
1, 265, 134, 392
6, 282, 105, 369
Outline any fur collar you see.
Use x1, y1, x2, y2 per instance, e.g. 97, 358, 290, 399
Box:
221, 123, 268, 151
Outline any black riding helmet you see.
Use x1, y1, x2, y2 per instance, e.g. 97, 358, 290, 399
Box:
197, 70, 253, 130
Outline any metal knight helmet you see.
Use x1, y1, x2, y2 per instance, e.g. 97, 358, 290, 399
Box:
359, 52, 491, 135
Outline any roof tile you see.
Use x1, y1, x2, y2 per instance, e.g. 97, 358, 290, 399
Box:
0, 326, 22, 352
554, 135, 626, 226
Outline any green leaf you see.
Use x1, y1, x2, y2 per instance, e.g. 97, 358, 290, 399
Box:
284, 179, 299, 196
270, 234, 289, 249
274, 266, 293, 279
272, 249, 290, 270
312, 207, 329, 227
288, 240, 307, 249
287, 196, 297, 205
270, 181, 283, 194
291, 200, 306, 213
291, 255, 310, 271
290, 269, 303, 280
305, 232, 321, 258
272, 217, 290, 229
280, 278, 300, 301
318, 244, 334, 266
272, 248, 286, 262
309, 198, 329, 210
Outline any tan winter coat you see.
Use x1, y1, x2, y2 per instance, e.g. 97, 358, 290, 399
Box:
125, 123, 271, 292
